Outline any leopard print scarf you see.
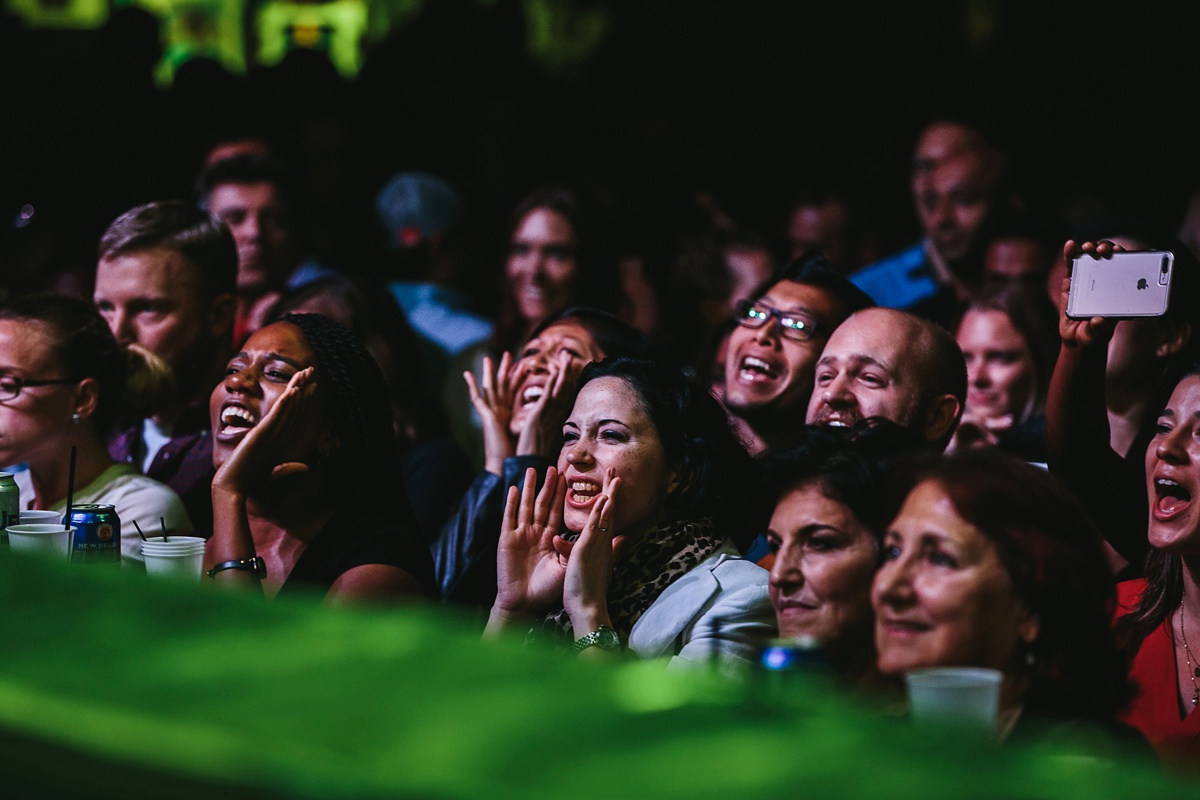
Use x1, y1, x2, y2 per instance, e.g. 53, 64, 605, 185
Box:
537, 517, 723, 645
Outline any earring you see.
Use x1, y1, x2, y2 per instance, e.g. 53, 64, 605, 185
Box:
71, 412, 82, 425
1025, 650, 1036, 667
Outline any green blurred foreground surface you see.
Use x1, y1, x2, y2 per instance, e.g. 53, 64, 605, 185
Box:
0, 551, 1189, 798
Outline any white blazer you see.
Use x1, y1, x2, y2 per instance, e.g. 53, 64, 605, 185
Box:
628, 541, 777, 668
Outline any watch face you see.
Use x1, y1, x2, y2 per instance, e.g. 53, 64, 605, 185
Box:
596, 627, 620, 649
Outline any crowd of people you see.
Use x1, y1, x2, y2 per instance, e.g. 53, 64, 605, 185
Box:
7, 80, 1200, 777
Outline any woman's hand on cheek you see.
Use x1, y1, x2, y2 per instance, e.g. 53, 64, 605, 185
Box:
490, 467, 569, 630
213, 367, 317, 495
562, 472, 622, 635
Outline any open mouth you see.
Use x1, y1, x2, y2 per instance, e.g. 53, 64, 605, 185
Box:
814, 410, 857, 428
737, 355, 780, 383
1154, 477, 1193, 519
567, 479, 601, 506
219, 404, 258, 437
521, 384, 545, 408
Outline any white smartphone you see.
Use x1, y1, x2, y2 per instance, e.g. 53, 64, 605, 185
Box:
1066, 250, 1174, 319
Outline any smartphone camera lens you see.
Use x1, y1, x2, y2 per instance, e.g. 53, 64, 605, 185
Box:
1162, 256, 1170, 274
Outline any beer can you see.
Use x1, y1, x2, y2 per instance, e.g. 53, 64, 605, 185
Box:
0, 472, 18, 547
67, 504, 121, 564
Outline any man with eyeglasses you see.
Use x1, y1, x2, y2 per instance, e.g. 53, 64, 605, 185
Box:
721, 253, 873, 456
93, 200, 238, 536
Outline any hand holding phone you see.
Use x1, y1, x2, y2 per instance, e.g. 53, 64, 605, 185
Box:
1066, 250, 1174, 319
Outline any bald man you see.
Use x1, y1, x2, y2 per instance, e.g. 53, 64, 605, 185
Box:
805, 307, 966, 452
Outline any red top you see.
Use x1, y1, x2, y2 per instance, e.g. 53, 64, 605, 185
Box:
1117, 578, 1200, 769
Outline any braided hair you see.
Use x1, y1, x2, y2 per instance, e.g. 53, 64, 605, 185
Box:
280, 313, 403, 498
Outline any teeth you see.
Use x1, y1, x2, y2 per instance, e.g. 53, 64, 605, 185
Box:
826, 421, 848, 428
1157, 479, 1181, 487
571, 481, 599, 492
742, 356, 773, 373
221, 406, 256, 427
522, 386, 544, 404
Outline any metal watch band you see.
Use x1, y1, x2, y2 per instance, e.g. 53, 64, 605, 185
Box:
572, 624, 621, 654
207, 557, 267, 580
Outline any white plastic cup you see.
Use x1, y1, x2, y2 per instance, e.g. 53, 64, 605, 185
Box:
904, 667, 1003, 731
19, 510, 64, 525
7, 524, 74, 559
143, 549, 205, 582
140, 536, 206, 549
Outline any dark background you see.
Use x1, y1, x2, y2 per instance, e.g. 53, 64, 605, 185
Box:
3, 0, 1199, 300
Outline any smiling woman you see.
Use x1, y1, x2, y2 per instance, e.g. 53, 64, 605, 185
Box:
758, 421, 923, 686
0, 293, 192, 565
484, 358, 776, 666
950, 282, 1059, 459
433, 307, 652, 613
205, 313, 435, 603
873, 448, 1135, 742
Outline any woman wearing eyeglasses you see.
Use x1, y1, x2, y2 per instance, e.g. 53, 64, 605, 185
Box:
0, 294, 192, 563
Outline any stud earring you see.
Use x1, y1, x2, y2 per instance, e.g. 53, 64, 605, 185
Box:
71, 412, 82, 425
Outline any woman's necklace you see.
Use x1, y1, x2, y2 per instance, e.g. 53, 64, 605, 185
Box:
1179, 592, 1200, 707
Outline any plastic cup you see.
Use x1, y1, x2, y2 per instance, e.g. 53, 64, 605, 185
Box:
141, 536, 206, 549
142, 549, 205, 582
19, 510, 64, 525
904, 667, 1002, 731
141, 536, 206, 582
7, 524, 74, 559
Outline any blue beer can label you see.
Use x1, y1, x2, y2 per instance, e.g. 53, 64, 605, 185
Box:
68, 504, 121, 564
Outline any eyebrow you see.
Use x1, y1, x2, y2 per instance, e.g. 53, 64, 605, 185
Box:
816, 353, 892, 372
232, 351, 305, 370
760, 297, 816, 315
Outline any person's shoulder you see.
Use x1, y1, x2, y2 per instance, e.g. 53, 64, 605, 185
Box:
100, 467, 187, 506
1116, 577, 1148, 615
849, 242, 936, 308
703, 542, 770, 584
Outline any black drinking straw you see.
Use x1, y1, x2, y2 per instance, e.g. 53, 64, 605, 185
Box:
64, 445, 76, 530
160, 516, 167, 543
132, 520, 147, 542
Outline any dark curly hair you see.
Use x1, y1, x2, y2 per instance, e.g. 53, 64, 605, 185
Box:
280, 313, 403, 498
575, 357, 759, 548
758, 420, 927, 548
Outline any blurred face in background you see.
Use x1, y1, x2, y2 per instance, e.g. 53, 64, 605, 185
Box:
956, 309, 1036, 422
208, 181, 294, 295
506, 208, 579, 326
915, 151, 999, 265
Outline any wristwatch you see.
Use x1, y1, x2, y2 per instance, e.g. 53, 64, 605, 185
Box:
572, 625, 621, 655
207, 556, 268, 580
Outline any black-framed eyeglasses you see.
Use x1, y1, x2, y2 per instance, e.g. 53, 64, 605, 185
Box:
0, 374, 76, 402
734, 300, 820, 343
